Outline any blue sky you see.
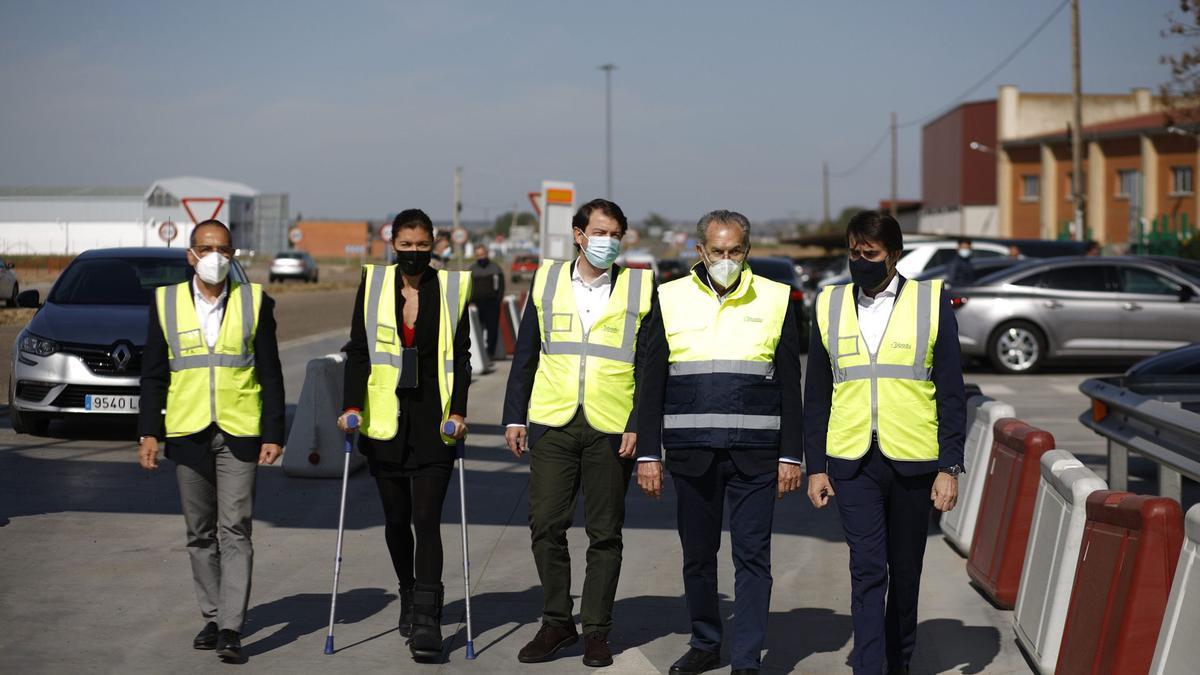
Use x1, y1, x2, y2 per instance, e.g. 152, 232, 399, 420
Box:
0, 0, 1184, 223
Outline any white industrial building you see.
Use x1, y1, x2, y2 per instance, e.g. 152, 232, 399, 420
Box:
0, 176, 289, 255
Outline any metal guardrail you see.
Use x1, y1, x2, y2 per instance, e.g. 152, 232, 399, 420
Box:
1079, 377, 1200, 502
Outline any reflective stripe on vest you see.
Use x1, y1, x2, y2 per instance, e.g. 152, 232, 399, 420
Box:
157, 280, 262, 437
658, 267, 790, 450
526, 261, 651, 433
818, 279, 941, 462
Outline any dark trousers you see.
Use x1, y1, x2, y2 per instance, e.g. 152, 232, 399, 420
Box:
475, 299, 501, 357
835, 446, 936, 675
375, 474, 452, 589
528, 410, 633, 633
672, 450, 776, 670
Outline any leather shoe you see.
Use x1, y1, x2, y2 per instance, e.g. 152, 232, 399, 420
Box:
192, 622, 218, 650
215, 630, 242, 661
669, 647, 720, 674
518, 622, 579, 663
582, 631, 613, 667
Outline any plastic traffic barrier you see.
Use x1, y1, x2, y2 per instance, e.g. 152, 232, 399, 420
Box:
1149, 504, 1200, 674
1013, 450, 1107, 674
283, 353, 366, 478
468, 305, 493, 375
966, 418, 1055, 609
1056, 491, 1184, 675
499, 294, 521, 356
942, 395, 1016, 556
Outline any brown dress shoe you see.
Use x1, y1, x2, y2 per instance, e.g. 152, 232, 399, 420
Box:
518, 622, 579, 663
583, 631, 613, 667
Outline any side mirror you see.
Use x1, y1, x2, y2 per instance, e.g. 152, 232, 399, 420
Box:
1181, 285, 1197, 302
16, 289, 40, 308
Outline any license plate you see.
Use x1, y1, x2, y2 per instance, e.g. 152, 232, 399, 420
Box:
83, 394, 139, 412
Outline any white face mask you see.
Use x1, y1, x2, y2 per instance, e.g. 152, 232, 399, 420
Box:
704, 254, 742, 289
193, 250, 231, 284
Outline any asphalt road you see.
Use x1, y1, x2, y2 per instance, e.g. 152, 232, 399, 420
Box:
0, 294, 1153, 674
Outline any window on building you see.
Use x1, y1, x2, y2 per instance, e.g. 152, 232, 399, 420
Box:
1171, 166, 1193, 195
1021, 175, 1040, 202
146, 186, 179, 208
1065, 172, 1086, 200
1116, 169, 1140, 199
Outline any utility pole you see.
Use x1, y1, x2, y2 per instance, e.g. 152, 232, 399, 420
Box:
599, 63, 616, 199
453, 166, 462, 259
822, 160, 831, 227
890, 111, 898, 218
1070, 0, 1085, 241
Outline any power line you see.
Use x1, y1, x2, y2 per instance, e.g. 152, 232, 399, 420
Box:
829, 127, 890, 177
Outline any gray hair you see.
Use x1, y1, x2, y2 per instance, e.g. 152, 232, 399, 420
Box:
695, 209, 751, 246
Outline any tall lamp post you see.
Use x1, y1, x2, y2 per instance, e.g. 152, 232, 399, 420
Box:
599, 63, 616, 199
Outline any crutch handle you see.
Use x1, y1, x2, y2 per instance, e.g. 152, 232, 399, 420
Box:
345, 413, 360, 430
442, 420, 457, 436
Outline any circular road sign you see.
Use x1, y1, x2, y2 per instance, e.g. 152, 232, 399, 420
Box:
158, 221, 178, 244
380, 224, 393, 242
289, 228, 303, 244
451, 227, 469, 245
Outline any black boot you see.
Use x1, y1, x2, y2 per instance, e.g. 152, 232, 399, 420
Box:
398, 586, 415, 638
408, 582, 444, 662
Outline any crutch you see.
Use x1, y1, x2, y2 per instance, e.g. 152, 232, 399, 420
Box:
324, 412, 359, 655
443, 420, 476, 660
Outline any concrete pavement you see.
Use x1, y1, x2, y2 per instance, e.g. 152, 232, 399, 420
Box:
0, 333, 1129, 673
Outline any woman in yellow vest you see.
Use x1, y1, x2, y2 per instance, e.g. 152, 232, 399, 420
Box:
337, 209, 472, 662
804, 210, 967, 675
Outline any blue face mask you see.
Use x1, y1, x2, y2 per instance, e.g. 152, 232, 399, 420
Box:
582, 234, 620, 269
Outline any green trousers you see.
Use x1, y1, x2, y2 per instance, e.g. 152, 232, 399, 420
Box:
528, 410, 634, 633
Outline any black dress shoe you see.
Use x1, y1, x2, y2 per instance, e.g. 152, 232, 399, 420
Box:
215, 630, 242, 661
192, 622, 218, 650
669, 647, 720, 674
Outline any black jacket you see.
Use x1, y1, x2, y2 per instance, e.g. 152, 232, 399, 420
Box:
803, 275, 967, 479
469, 259, 506, 303
342, 266, 471, 465
502, 262, 658, 451
139, 284, 285, 464
635, 265, 804, 477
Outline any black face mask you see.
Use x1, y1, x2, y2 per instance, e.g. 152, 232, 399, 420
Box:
849, 257, 889, 291
396, 250, 432, 276
475, 257, 489, 267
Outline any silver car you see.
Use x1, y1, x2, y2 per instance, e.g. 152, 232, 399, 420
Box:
951, 256, 1200, 374
0, 255, 19, 307
8, 248, 248, 434
269, 250, 319, 283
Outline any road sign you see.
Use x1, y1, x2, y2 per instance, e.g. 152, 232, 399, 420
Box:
380, 224, 393, 242
452, 227, 469, 245
180, 197, 225, 225
158, 221, 178, 244
538, 180, 576, 261
289, 228, 303, 244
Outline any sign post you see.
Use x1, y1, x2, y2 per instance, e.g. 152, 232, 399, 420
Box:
537, 180, 575, 262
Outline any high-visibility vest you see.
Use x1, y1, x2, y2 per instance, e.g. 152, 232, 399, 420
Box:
156, 280, 263, 437
360, 265, 471, 444
658, 265, 790, 450
815, 279, 942, 462
527, 261, 652, 433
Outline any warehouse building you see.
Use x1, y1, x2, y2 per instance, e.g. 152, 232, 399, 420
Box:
0, 176, 289, 255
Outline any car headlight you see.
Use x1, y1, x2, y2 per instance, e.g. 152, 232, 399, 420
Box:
18, 331, 59, 357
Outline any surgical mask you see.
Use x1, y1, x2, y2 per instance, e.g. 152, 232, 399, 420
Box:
704, 254, 742, 289
582, 234, 620, 269
958, 248, 972, 259
849, 257, 889, 291
396, 250, 432, 276
193, 250, 230, 284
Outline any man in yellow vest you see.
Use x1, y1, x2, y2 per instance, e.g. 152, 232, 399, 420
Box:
804, 211, 966, 675
502, 198, 656, 668
636, 210, 804, 675
138, 219, 284, 663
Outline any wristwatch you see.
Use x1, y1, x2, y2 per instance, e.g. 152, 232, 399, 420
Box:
939, 464, 965, 477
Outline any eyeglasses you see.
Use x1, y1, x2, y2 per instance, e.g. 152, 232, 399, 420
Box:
192, 245, 235, 258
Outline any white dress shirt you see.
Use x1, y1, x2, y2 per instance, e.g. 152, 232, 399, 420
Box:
192, 278, 228, 349
572, 257, 612, 336
856, 274, 900, 355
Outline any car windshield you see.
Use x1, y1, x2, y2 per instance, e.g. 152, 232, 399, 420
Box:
275, 252, 304, 260
748, 258, 796, 283
49, 257, 193, 305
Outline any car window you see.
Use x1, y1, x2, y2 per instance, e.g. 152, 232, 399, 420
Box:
1120, 267, 1181, 295
1027, 265, 1114, 292
747, 258, 796, 283
927, 249, 959, 269
49, 257, 192, 305
974, 249, 1004, 259
276, 252, 303, 259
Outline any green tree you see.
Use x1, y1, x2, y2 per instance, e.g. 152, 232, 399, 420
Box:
817, 206, 867, 234
1161, 1, 1200, 121
643, 212, 671, 232
494, 211, 537, 237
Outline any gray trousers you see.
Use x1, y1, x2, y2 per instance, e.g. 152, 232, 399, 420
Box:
175, 432, 257, 632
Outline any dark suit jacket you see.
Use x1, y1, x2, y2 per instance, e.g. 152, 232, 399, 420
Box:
502, 262, 658, 452
636, 266, 804, 478
139, 283, 285, 464
342, 266, 471, 465
803, 275, 966, 479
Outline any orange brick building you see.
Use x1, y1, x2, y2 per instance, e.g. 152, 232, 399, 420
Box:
290, 220, 382, 258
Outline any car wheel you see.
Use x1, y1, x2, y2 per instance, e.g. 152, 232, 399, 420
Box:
311, 272, 319, 283
7, 282, 18, 308
988, 320, 1046, 374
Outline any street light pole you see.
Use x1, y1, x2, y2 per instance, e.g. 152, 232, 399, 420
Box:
599, 63, 616, 199
1070, 0, 1085, 241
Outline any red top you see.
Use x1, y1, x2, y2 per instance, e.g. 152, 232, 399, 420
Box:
401, 322, 416, 348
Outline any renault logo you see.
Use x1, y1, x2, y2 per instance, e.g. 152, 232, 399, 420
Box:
112, 344, 132, 372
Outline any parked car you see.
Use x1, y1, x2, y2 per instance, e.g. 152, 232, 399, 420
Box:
748, 256, 810, 351
950, 256, 1200, 374
510, 253, 539, 283
269, 250, 319, 283
913, 257, 1027, 287
819, 240, 1012, 288
616, 249, 659, 278
656, 258, 688, 284
8, 248, 250, 434
1145, 255, 1200, 282
0, 256, 19, 307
